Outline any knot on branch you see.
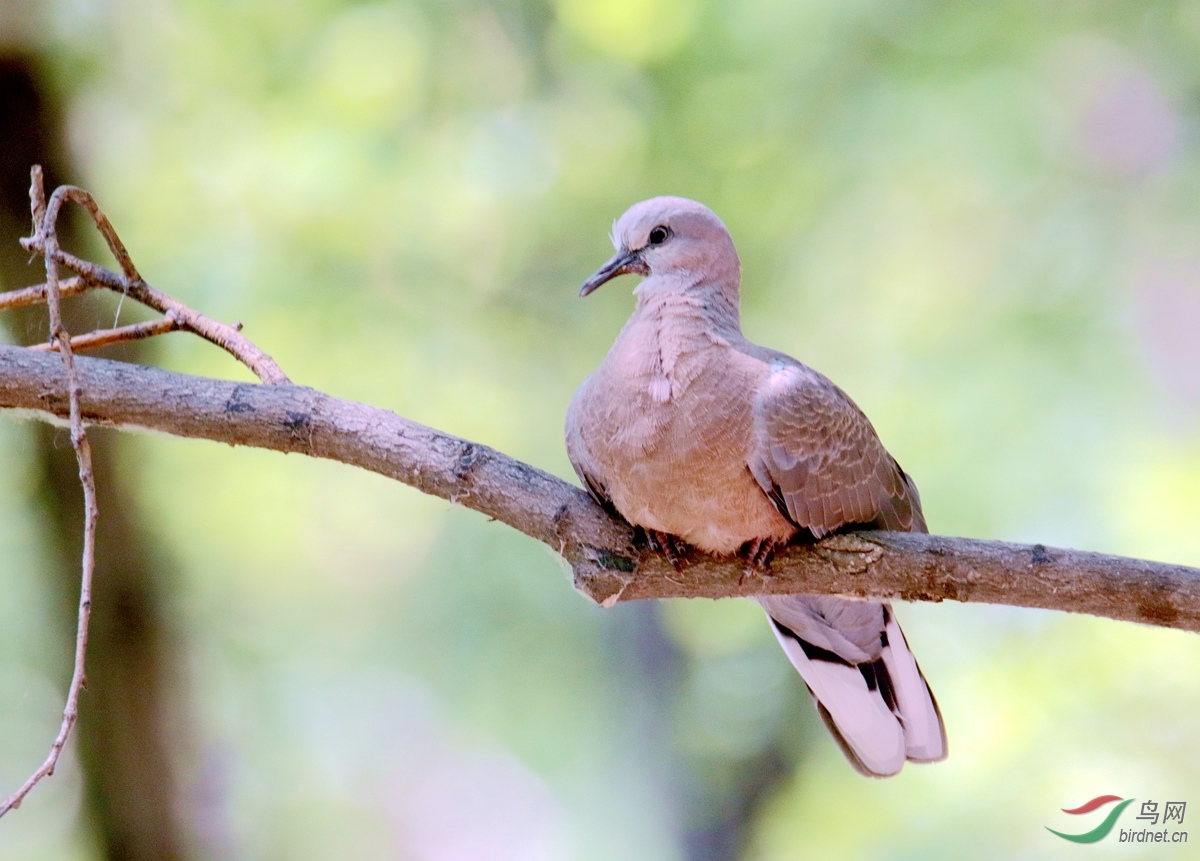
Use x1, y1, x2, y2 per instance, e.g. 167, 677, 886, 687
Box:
815, 532, 885, 574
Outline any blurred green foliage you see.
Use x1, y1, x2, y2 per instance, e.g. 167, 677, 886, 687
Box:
3, 0, 1200, 858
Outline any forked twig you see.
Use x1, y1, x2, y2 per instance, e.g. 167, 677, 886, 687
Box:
0, 169, 98, 818
4, 169, 289, 384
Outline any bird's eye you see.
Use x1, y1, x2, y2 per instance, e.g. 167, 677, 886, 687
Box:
647, 225, 669, 246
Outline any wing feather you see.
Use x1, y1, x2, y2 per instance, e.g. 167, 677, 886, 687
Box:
747, 360, 923, 535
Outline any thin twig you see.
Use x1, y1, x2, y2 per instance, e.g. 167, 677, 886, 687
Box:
14, 171, 289, 385
0, 276, 91, 311
29, 312, 181, 354
0, 167, 99, 819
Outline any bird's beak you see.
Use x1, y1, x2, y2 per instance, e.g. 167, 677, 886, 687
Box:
579, 248, 648, 297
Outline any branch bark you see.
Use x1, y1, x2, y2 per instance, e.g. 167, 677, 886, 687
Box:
3, 342, 1198, 632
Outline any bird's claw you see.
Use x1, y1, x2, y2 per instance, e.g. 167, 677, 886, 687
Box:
739, 537, 784, 585
641, 528, 691, 571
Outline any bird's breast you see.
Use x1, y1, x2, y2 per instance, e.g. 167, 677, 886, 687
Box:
570, 340, 794, 554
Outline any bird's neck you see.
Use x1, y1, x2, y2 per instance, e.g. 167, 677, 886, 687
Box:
632, 275, 743, 343
605, 279, 743, 404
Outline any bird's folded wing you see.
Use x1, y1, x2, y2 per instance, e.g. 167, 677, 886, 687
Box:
746, 359, 925, 537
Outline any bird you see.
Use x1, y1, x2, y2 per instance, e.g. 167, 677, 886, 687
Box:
564, 196, 946, 777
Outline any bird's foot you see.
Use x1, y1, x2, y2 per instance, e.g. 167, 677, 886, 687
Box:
738, 537, 785, 585
638, 527, 691, 571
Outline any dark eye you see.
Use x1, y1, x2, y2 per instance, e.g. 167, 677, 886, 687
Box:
647, 225, 669, 246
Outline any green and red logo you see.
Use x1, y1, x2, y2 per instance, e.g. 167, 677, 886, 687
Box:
1047, 795, 1189, 845
1047, 795, 1135, 843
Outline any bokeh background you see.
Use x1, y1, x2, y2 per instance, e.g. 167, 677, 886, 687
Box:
2, 0, 1200, 858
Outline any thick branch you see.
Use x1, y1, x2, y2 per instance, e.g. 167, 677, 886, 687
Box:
2, 343, 1198, 632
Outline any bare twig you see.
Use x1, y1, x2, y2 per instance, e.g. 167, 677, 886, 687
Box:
9, 169, 289, 385
0, 167, 99, 818
0, 275, 91, 311
1, 344, 1198, 633
29, 311, 182, 354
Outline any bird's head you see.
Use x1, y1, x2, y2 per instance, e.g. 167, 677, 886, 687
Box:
579, 196, 741, 298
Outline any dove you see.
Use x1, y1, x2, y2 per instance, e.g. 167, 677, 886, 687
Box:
565, 197, 946, 776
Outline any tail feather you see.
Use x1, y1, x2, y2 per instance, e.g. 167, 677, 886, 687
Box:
768, 618, 904, 777
767, 607, 945, 777
880, 610, 946, 762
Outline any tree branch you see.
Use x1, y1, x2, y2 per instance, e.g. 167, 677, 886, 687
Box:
2, 343, 1198, 632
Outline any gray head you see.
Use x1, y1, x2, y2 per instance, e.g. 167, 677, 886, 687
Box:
579, 197, 741, 298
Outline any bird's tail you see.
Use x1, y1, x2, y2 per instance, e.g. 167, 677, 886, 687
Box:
763, 599, 946, 777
